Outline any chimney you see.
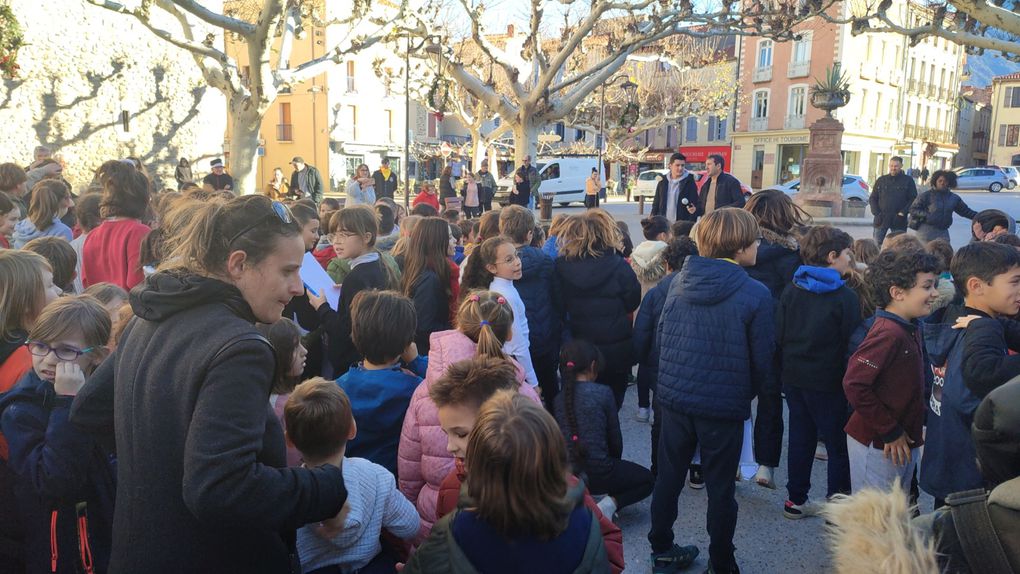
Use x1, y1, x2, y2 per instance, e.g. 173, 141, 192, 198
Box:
507, 24, 514, 36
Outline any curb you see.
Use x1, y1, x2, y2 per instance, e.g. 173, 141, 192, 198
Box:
811, 217, 872, 227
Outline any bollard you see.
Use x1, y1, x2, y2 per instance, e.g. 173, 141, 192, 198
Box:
539, 193, 554, 221
638, 194, 645, 215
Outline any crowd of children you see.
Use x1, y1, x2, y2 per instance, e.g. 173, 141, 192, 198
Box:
1, 154, 1020, 574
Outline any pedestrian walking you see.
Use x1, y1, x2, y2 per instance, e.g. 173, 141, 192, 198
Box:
869, 156, 917, 245
908, 170, 976, 244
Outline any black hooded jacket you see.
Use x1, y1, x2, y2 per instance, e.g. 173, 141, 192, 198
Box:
70, 271, 347, 573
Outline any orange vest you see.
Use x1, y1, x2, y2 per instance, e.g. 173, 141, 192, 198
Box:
0, 346, 32, 460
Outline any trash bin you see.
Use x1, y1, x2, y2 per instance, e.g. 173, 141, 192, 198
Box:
539, 192, 554, 221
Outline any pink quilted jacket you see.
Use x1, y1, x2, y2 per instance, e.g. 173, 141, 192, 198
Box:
397, 329, 539, 542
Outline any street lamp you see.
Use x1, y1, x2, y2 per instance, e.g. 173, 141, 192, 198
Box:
598, 75, 638, 188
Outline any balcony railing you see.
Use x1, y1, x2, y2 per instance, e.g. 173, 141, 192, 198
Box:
752, 66, 772, 83
750, 117, 769, 131
787, 60, 810, 78
277, 124, 293, 142
904, 124, 958, 144
784, 114, 806, 129
908, 79, 919, 94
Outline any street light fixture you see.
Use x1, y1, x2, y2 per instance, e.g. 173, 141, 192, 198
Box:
598, 75, 640, 189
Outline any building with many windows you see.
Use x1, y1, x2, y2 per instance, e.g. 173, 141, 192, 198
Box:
955, 86, 992, 167
988, 73, 1020, 166
730, 0, 964, 189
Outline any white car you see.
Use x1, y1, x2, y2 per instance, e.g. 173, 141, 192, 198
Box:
764, 174, 871, 204
635, 169, 669, 197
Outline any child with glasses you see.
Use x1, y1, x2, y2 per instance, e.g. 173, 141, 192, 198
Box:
0, 295, 114, 574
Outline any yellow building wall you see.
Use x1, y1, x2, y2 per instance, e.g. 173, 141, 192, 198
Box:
990, 79, 1020, 166
224, 20, 330, 192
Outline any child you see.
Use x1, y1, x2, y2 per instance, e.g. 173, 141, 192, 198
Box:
399, 217, 456, 355
0, 190, 21, 249
498, 204, 561, 404
457, 210, 500, 277
778, 226, 860, 519
284, 379, 419, 574
852, 238, 879, 269
430, 356, 625, 574
12, 180, 74, 248
0, 295, 114, 574
337, 290, 426, 475
404, 391, 611, 574
310, 205, 398, 376
458, 218, 479, 256
555, 340, 653, 519
649, 208, 774, 574
80, 161, 150, 290
23, 235, 77, 294
925, 238, 957, 313
375, 203, 399, 253
631, 215, 670, 296
83, 282, 129, 318
920, 242, 1020, 508
542, 213, 572, 259
843, 249, 939, 494
461, 235, 539, 387
633, 237, 698, 454
412, 182, 440, 212
398, 290, 539, 540
0, 250, 62, 399
69, 193, 102, 293
449, 221, 466, 265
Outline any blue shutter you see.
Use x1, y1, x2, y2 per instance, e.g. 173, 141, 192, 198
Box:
686, 117, 697, 142
719, 119, 727, 140
707, 116, 717, 141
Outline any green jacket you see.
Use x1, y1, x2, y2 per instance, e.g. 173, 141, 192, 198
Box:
403, 479, 609, 574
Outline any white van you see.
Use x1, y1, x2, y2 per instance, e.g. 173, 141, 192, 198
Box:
495, 156, 602, 206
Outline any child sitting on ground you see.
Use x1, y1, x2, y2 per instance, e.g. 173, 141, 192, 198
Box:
0, 296, 114, 574
285, 379, 419, 574
337, 290, 426, 475
404, 391, 611, 573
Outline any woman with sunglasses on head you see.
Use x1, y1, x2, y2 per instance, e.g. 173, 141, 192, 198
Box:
69, 196, 348, 574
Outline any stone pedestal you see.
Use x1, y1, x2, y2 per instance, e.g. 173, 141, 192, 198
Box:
795, 116, 845, 217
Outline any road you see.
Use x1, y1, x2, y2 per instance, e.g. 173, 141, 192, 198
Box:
541, 193, 1020, 572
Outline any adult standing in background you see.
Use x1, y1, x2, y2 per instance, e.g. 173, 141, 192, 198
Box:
652, 152, 699, 222
202, 158, 234, 193
518, 155, 541, 208
265, 167, 290, 201
438, 165, 457, 209
174, 158, 193, 190
696, 154, 744, 217
373, 158, 398, 200
24, 145, 51, 171
908, 170, 976, 244
510, 167, 531, 207
289, 156, 324, 204
869, 156, 917, 246
477, 162, 496, 212
346, 164, 376, 206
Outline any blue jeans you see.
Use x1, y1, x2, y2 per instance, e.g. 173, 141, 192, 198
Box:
785, 386, 851, 505
873, 225, 905, 246
649, 405, 743, 572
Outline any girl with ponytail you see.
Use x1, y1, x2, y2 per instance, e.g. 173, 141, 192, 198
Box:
553, 339, 654, 519
397, 289, 542, 541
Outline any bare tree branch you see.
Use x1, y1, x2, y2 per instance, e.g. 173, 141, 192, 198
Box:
172, 0, 256, 36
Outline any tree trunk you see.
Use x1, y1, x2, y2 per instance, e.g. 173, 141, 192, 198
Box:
228, 102, 263, 195
512, 118, 539, 165
471, 135, 487, 172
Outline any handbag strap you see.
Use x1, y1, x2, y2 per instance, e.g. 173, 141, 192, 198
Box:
947, 489, 1015, 574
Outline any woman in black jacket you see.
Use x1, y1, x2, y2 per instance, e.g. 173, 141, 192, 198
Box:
401, 217, 455, 356
744, 190, 808, 488
909, 170, 977, 245
70, 196, 348, 573
554, 209, 641, 408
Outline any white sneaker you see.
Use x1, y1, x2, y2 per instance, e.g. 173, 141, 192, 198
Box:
596, 496, 617, 519
754, 466, 777, 489
784, 499, 824, 519
636, 407, 650, 422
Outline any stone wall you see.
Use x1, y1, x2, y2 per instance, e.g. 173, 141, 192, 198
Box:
0, 1, 226, 191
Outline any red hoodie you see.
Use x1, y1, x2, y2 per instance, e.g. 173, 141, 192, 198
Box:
413, 190, 440, 211
81, 218, 151, 290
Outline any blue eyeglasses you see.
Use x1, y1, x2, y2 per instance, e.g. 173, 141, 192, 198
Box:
227, 201, 294, 245
26, 341, 96, 361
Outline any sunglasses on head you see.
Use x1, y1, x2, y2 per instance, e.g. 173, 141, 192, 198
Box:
227, 201, 294, 245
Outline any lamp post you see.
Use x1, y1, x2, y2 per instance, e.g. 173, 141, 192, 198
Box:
598, 75, 638, 191
425, 36, 448, 184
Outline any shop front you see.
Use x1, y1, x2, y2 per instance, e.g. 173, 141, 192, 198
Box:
731, 132, 809, 190
677, 145, 732, 172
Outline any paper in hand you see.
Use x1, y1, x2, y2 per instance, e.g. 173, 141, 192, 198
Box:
300, 252, 341, 310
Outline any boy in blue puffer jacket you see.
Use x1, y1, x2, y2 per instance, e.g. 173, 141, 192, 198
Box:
648, 208, 775, 574
632, 236, 698, 476
777, 226, 861, 520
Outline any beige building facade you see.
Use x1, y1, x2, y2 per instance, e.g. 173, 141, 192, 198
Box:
988, 73, 1020, 167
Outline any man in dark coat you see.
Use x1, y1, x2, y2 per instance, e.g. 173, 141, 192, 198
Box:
869, 156, 917, 245
652, 152, 699, 222
372, 158, 399, 200
202, 158, 234, 192
696, 154, 744, 217
289, 156, 325, 204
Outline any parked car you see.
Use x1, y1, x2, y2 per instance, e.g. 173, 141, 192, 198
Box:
494, 157, 602, 206
764, 174, 871, 203
1001, 166, 1019, 189
953, 167, 1010, 192
634, 169, 752, 199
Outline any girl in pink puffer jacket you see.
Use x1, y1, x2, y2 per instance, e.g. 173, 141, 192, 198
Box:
398, 291, 542, 541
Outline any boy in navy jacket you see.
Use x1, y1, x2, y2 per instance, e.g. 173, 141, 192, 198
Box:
920, 242, 1020, 508
648, 208, 774, 574
337, 290, 427, 476
777, 226, 860, 519
0, 296, 114, 574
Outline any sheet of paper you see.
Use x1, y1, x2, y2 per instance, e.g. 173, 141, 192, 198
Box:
300, 252, 341, 311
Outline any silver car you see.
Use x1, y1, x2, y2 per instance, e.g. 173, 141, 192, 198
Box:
1001, 166, 1019, 189
764, 174, 871, 204
955, 167, 1010, 192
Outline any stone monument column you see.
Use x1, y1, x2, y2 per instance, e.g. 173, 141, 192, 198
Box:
796, 116, 845, 218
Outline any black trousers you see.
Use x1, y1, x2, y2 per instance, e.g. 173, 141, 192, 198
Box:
649, 406, 743, 572
586, 458, 654, 510
753, 385, 784, 468
532, 349, 559, 410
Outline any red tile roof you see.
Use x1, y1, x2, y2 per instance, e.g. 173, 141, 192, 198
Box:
993, 72, 1020, 82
